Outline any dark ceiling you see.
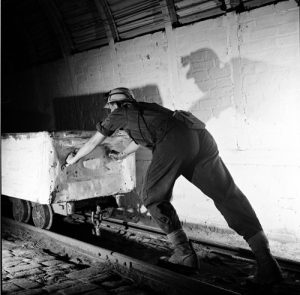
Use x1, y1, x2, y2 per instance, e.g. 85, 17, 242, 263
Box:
2, 0, 291, 73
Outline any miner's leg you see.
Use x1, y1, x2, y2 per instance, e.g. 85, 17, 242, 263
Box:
144, 200, 198, 269
142, 135, 198, 269
247, 231, 283, 284
189, 153, 282, 284
184, 128, 282, 283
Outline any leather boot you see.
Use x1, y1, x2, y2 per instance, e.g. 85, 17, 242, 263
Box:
247, 231, 283, 285
164, 229, 199, 269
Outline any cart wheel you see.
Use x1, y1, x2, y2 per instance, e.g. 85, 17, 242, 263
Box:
12, 199, 31, 223
32, 204, 53, 229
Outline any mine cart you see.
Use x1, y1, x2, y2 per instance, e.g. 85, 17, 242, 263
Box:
1, 130, 136, 230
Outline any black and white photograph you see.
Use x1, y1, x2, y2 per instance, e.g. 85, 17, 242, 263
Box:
1, 0, 300, 294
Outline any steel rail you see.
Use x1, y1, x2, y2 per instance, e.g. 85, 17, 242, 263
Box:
98, 217, 300, 273
2, 217, 240, 295
61, 211, 300, 272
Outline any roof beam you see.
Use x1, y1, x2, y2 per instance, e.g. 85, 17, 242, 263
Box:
38, 0, 74, 56
94, 0, 119, 43
160, 0, 178, 26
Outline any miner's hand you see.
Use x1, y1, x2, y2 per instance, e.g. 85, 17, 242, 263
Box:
109, 151, 127, 161
61, 150, 78, 170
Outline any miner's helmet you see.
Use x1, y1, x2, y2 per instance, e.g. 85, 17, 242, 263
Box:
104, 87, 135, 108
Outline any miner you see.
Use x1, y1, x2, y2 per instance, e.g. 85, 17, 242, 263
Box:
65, 87, 282, 285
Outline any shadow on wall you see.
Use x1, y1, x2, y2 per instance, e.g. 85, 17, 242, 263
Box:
1, 101, 52, 133
53, 85, 162, 215
178, 48, 300, 244
182, 48, 286, 123
53, 85, 163, 130
53, 93, 108, 131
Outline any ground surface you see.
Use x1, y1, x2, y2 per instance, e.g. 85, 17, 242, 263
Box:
2, 193, 300, 295
1, 228, 162, 295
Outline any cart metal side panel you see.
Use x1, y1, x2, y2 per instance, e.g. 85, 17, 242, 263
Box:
1, 131, 136, 205
1, 132, 54, 204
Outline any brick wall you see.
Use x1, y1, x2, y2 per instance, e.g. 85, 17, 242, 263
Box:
6, 0, 300, 259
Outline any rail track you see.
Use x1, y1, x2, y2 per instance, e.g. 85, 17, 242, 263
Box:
2, 217, 240, 295
98, 216, 300, 274
2, 214, 300, 295
67, 210, 300, 273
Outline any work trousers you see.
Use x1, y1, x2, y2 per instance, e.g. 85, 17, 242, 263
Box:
142, 121, 262, 241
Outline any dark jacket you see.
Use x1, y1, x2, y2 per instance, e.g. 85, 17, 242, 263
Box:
97, 102, 175, 148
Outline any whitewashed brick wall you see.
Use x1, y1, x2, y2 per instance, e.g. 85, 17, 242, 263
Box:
10, 0, 300, 259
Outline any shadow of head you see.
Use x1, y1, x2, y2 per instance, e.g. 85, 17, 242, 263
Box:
182, 48, 283, 123
181, 48, 224, 93
181, 48, 233, 122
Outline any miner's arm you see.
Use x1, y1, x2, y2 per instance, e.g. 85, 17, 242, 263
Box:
110, 140, 140, 160
65, 132, 106, 166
